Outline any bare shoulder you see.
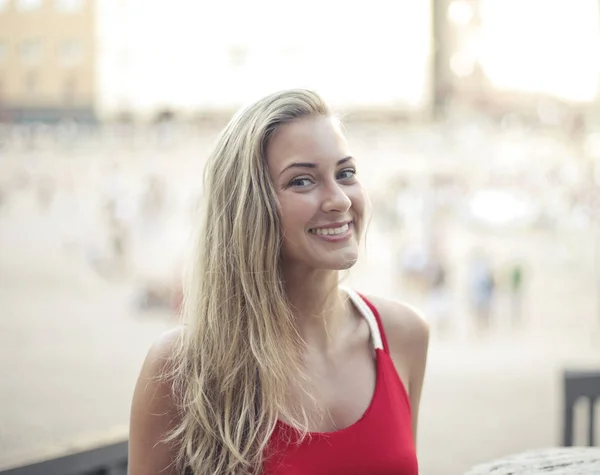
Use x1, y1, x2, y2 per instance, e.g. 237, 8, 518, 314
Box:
128, 325, 185, 475
364, 294, 429, 353
140, 325, 185, 376
132, 325, 184, 415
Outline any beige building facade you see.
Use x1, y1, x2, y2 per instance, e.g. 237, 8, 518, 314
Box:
0, 0, 96, 122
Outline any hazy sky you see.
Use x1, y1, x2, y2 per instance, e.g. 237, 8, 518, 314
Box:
95, 0, 431, 117
479, 0, 600, 102
94, 0, 600, 118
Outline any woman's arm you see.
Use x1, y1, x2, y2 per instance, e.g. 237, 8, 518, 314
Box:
406, 314, 429, 442
128, 327, 183, 475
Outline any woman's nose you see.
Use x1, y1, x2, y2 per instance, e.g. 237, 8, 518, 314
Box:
321, 182, 351, 213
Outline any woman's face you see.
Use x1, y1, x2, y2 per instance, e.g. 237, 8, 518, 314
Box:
267, 115, 366, 271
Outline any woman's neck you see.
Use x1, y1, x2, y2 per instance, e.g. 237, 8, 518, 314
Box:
283, 267, 351, 351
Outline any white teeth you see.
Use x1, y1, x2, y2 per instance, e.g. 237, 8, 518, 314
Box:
310, 223, 350, 236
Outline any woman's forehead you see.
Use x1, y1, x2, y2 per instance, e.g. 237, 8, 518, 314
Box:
266, 116, 350, 171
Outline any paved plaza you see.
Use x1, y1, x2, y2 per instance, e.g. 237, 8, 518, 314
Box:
0, 126, 598, 474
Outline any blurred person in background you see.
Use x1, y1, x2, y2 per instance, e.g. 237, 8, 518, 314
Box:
128, 89, 429, 474
104, 196, 129, 269
468, 250, 496, 331
425, 255, 453, 336
101, 164, 135, 274
509, 262, 524, 326
399, 243, 430, 295
139, 174, 166, 225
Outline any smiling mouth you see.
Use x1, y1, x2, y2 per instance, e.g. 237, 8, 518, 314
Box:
308, 222, 351, 236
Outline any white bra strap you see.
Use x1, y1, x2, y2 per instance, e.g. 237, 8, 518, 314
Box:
340, 286, 384, 351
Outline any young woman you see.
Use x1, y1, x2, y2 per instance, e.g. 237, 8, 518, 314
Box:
128, 89, 429, 474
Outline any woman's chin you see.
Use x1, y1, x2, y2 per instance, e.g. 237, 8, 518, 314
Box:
323, 251, 359, 271
283, 246, 359, 272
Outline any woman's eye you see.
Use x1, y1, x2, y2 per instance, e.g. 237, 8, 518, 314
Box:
337, 168, 357, 180
289, 177, 314, 188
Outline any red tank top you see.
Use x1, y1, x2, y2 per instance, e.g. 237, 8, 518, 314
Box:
263, 291, 418, 475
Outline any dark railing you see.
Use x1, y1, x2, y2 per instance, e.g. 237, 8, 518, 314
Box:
563, 369, 600, 446
0, 441, 128, 475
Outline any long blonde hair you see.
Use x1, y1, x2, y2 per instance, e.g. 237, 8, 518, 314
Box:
165, 89, 331, 474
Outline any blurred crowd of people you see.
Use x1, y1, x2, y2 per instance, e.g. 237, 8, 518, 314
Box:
0, 117, 596, 337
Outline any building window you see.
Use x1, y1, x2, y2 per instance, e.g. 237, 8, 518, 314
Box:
21, 38, 43, 65
25, 71, 38, 95
17, 0, 44, 12
58, 39, 83, 67
54, 0, 85, 13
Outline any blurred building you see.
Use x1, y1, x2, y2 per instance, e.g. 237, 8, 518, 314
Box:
0, 0, 96, 123
1, 0, 599, 124
0, 0, 430, 124
444, 0, 600, 112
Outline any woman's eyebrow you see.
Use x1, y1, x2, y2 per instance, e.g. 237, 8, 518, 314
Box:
279, 156, 353, 176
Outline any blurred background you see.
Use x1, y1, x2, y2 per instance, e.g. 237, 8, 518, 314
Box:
1, 0, 600, 474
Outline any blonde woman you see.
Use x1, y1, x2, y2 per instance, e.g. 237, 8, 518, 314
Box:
128, 89, 429, 474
